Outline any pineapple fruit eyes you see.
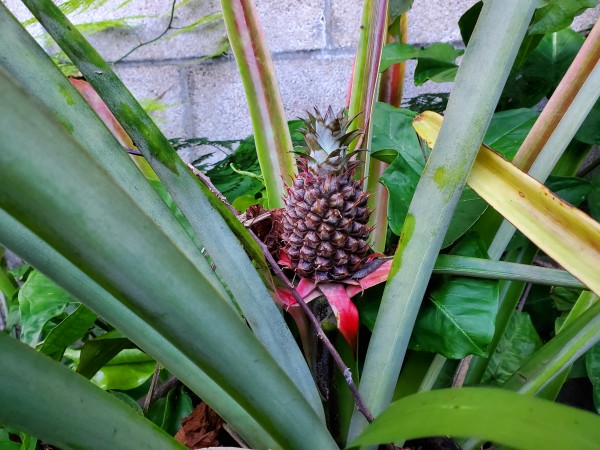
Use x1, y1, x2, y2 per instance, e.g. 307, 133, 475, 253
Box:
281, 108, 371, 282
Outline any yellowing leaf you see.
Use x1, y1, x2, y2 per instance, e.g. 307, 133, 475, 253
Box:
413, 111, 600, 296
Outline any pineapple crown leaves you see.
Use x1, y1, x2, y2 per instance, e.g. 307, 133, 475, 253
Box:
296, 106, 363, 168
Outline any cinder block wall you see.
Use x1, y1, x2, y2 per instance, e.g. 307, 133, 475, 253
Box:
4, 0, 599, 162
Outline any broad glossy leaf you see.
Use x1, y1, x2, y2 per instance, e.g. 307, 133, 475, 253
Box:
371, 103, 422, 171
483, 108, 540, 160
370, 149, 399, 164
374, 103, 487, 245
441, 188, 487, 248
147, 386, 193, 436
65, 348, 157, 391
18, 270, 77, 347
457, 1, 483, 46
388, 0, 413, 20
380, 154, 420, 235
586, 341, 600, 413
351, 388, 600, 449
380, 42, 463, 84
203, 135, 264, 204
500, 29, 584, 109
482, 311, 543, 385
546, 176, 593, 207
576, 98, 600, 144
410, 236, 499, 359
39, 303, 97, 360
529, 0, 598, 34
77, 331, 133, 379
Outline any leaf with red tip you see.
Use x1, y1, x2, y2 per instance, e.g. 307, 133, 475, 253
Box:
296, 278, 317, 298
347, 259, 392, 298
319, 283, 359, 352
69, 78, 134, 149
275, 288, 295, 308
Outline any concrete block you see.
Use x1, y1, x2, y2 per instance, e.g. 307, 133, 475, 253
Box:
408, 0, 479, 45
330, 0, 362, 48
256, 0, 326, 52
3, 0, 34, 22
82, 0, 226, 62
572, 5, 600, 32
275, 54, 355, 120
114, 64, 186, 138
188, 55, 354, 141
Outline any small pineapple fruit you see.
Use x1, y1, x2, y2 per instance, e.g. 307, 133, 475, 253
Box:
282, 107, 372, 282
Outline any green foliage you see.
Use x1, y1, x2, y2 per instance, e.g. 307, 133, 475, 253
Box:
147, 386, 193, 436
410, 235, 499, 359
380, 42, 463, 84
499, 28, 584, 109
76, 330, 133, 378
39, 304, 97, 360
388, 0, 413, 21
482, 311, 543, 385
17, 270, 79, 347
576, 99, 600, 144
586, 341, 600, 413
529, 0, 598, 34
2, 0, 600, 447
351, 388, 600, 449
64, 348, 157, 391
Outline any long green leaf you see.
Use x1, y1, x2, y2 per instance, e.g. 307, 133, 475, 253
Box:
414, 112, 600, 295
348, 1, 537, 441
15, 0, 323, 417
0, 210, 277, 449
481, 311, 543, 385
411, 236, 499, 359
489, 21, 600, 257
348, 0, 389, 180
0, 333, 184, 450
220, 0, 296, 208
502, 300, 600, 394
0, 4, 229, 302
350, 388, 600, 450
434, 255, 584, 288
0, 69, 334, 449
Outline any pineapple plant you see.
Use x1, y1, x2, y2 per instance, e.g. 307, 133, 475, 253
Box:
281, 107, 373, 283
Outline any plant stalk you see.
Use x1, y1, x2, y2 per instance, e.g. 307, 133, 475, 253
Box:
348, 1, 538, 441
191, 167, 375, 424
220, 0, 296, 208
